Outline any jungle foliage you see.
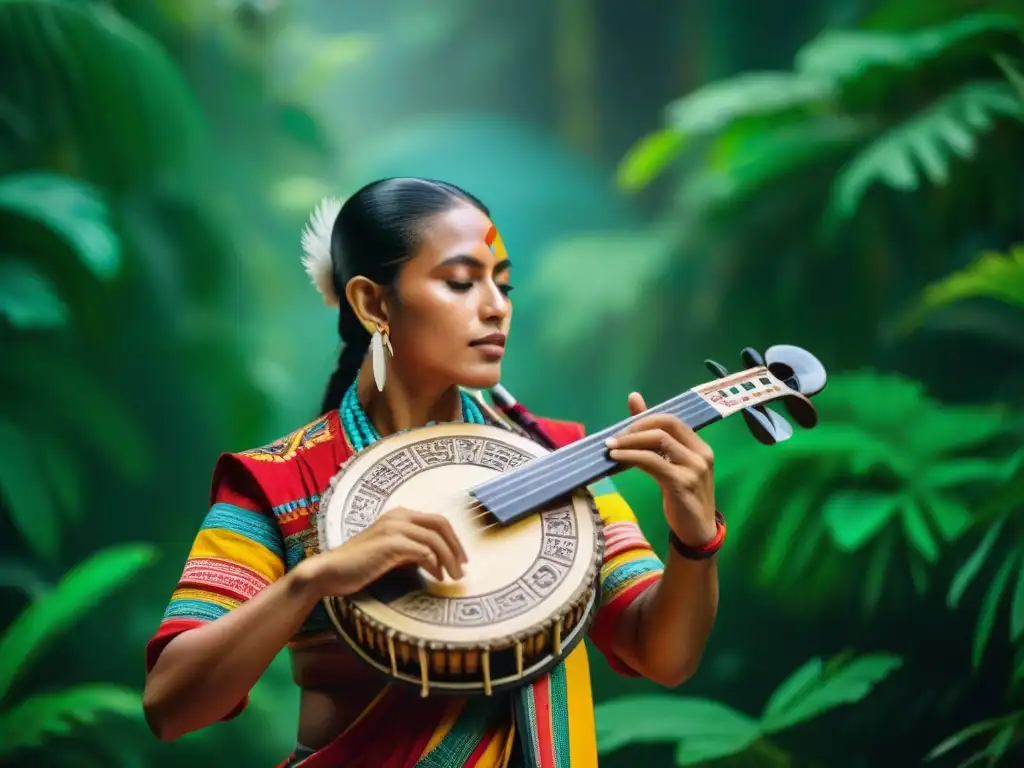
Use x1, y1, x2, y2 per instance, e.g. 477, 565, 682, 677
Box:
0, 0, 1022, 766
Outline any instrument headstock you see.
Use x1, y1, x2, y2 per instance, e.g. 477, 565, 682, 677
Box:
696, 345, 827, 446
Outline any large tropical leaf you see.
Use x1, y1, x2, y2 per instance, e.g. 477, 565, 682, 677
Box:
595, 654, 902, 764
794, 14, 1023, 85
927, 709, 1024, 767
759, 654, 903, 733
828, 81, 1024, 221
595, 695, 761, 764
0, 173, 120, 281
709, 371, 1017, 610
0, 684, 142, 757
0, 418, 60, 562
0, 259, 67, 329
0, 0, 204, 188
906, 245, 1024, 332
0, 543, 156, 702
617, 13, 1024, 194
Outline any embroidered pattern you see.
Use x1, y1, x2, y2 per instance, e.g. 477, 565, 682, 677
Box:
241, 415, 333, 462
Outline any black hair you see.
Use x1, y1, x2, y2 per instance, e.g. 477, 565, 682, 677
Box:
319, 177, 490, 415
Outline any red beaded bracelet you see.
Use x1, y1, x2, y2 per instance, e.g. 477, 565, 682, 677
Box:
669, 510, 727, 560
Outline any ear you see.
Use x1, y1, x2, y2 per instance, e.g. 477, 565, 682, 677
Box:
345, 276, 391, 331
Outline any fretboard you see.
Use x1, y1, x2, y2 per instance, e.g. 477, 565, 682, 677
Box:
470, 389, 721, 525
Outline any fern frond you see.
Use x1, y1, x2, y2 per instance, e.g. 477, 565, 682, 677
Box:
900, 244, 1024, 334
828, 80, 1024, 221
0, 684, 141, 757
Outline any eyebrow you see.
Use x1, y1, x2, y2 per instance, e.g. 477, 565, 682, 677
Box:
438, 254, 512, 274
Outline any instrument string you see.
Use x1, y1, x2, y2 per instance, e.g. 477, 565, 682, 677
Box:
398, 395, 717, 530
468, 392, 715, 507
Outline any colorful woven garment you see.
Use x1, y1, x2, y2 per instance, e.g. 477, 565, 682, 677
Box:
146, 389, 665, 767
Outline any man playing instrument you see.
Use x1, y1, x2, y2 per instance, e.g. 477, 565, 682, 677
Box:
142, 178, 725, 768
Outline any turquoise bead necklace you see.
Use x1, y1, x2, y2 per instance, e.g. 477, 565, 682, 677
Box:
339, 380, 486, 452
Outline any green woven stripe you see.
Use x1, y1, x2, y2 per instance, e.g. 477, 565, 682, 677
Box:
416, 699, 502, 767
548, 663, 572, 768
514, 687, 541, 768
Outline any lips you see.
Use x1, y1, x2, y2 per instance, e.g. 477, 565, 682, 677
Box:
470, 333, 507, 348
470, 333, 507, 359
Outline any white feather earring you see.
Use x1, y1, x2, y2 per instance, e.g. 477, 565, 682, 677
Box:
301, 196, 345, 307
371, 323, 394, 392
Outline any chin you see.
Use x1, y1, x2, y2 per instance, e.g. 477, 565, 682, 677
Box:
457, 364, 503, 391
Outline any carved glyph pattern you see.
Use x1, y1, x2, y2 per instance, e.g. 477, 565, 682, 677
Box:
340, 435, 582, 626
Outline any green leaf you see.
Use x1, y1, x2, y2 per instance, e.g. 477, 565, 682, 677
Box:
1009, 556, 1024, 643
994, 54, 1024, 100
924, 495, 973, 543
761, 657, 824, 723
926, 712, 1023, 761
829, 81, 1024, 222
1, 350, 151, 481
0, 174, 119, 280
911, 245, 1024, 326
0, 684, 141, 756
972, 550, 1020, 670
0, 543, 156, 702
0, 259, 68, 329
948, 520, 1007, 609
920, 456, 1022, 489
821, 490, 900, 552
760, 654, 903, 734
796, 14, 1024, 83
665, 72, 832, 137
594, 695, 760, 757
0, 0, 205, 188
0, 418, 59, 562
902, 500, 941, 563
617, 129, 687, 192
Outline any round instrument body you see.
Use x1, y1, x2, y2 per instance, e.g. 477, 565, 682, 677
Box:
318, 422, 604, 697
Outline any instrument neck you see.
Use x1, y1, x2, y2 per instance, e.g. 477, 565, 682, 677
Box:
471, 389, 722, 525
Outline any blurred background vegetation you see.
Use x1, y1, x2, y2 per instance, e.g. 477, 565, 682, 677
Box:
1, 0, 1023, 765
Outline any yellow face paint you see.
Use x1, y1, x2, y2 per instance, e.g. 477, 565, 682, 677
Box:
485, 223, 509, 262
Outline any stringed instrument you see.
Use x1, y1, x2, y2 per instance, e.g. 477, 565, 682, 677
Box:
317, 345, 827, 697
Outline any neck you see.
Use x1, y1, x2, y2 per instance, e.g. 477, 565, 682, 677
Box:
355, 365, 462, 437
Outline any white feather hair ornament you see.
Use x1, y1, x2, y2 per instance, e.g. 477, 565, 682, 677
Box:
301, 196, 345, 307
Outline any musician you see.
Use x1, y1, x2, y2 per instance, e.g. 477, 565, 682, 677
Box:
142, 177, 723, 768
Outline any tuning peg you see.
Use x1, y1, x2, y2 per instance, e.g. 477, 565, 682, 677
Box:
742, 406, 794, 445
705, 359, 729, 378
764, 345, 827, 397
741, 347, 765, 368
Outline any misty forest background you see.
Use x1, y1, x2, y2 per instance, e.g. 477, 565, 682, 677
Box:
2, 0, 1024, 765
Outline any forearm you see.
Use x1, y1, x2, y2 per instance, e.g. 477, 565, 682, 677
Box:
619, 549, 719, 687
143, 562, 322, 741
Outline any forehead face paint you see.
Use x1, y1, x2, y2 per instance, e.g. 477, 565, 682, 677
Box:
485, 223, 509, 262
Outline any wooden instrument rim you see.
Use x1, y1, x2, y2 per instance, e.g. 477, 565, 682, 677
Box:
321, 585, 600, 696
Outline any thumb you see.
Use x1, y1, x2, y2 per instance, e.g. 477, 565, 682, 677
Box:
627, 391, 647, 416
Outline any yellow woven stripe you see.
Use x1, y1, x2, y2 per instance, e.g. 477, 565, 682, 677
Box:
594, 493, 637, 526
169, 588, 240, 612
419, 698, 466, 757
565, 643, 598, 768
188, 528, 285, 583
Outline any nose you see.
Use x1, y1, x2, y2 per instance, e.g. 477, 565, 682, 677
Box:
479, 282, 510, 324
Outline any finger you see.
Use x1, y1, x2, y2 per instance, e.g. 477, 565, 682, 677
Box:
605, 428, 688, 463
396, 521, 465, 580
616, 413, 706, 454
409, 511, 469, 565
607, 448, 689, 485
384, 538, 441, 581
628, 391, 647, 416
